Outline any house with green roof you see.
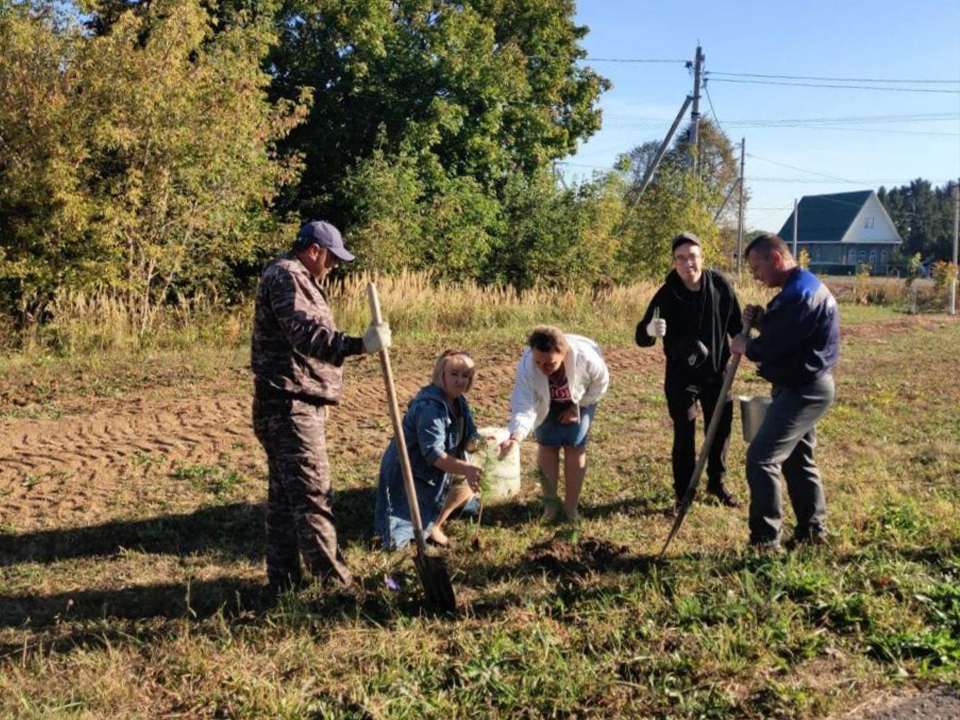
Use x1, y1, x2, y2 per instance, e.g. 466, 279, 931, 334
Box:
776, 190, 903, 275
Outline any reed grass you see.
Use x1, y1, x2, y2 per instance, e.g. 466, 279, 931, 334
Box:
6, 270, 778, 356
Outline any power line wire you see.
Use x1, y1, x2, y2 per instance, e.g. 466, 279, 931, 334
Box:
578, 57, 688, 64
735, 125, 959, 138
747, 153, 860, 183
724, 113, 960, 126
603, 111, 959, 126
746, 176, 957, 184
703, 79, 727, 137
601, 120, 959, 137
707, 78, 960, 94
556, 161, 955, 187
707, 70, 960, 85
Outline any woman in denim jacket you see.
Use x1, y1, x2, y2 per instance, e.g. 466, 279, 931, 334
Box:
374, 351, 482, 550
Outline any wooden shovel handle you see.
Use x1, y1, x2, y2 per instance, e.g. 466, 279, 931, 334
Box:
660, 317, 754, 559
367, 283, 429, 557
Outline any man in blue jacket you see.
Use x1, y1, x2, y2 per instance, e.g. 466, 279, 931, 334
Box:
731, 234, 839, 553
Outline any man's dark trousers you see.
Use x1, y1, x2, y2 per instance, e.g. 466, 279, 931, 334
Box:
253, 389, 352, 590
746, 373, 835, 545
666, 373, 734, 500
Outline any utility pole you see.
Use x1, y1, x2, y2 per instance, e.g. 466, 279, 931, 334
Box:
736, 138, 746, 277
688, 44, 704, 177
792, 198, 799, 258
714, 179, 740, 222
619, 94, 694, 232
951, 180, 959, 316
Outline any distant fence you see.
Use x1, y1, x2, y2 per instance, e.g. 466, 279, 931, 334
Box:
809, 262, 918, 278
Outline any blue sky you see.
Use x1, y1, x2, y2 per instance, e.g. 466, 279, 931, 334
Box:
565, 0, 960, 232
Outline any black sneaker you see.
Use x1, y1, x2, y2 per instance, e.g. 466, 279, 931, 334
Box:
706, 483, 741, 508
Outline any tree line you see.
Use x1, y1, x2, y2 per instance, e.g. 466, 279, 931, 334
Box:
878, 180, 958, 263
1, 0, 737, 331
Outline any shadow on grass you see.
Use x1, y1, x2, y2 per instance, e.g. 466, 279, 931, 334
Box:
478, 493, 670, 530
6, 539, 956, 636
0, 576, 266, 632
0, 487, 378, 567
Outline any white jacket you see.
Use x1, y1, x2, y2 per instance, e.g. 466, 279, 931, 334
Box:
507, 334, 610, 443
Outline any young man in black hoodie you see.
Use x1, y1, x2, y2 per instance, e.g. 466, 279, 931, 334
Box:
636, 233, 743, 512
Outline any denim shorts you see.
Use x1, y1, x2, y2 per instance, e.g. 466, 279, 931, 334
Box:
535, 403, 597, 448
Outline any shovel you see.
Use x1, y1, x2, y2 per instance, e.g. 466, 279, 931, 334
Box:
367, 282, 457, 612
659, 315, 754, 560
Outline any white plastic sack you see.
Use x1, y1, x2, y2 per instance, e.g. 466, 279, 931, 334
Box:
467, 426, 521, 501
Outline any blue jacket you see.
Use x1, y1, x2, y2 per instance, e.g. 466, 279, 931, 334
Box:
374, 384, 477, 544
746, 268, 840, 388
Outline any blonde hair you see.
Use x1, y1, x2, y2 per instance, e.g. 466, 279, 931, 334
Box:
431, 351, 476, 393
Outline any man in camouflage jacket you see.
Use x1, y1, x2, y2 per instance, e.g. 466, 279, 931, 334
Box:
252, 220, 390, 593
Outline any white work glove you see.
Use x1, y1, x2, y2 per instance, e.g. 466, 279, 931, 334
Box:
645, 316, 667, 339
362, 322, 391, 353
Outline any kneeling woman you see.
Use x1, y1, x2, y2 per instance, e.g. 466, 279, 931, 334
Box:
375, 351, 482, 550
501, 326, 609, 523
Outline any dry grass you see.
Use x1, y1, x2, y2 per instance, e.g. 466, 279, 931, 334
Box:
10, 270, 777, 356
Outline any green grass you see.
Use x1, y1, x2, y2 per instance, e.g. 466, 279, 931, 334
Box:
0, 300, 958, 717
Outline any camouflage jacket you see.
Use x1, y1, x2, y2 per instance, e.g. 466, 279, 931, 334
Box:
251, 253, 364, 403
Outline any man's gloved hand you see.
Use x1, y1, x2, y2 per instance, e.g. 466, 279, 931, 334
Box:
645, 316, 667, 339
362, 322, 392, 353
742, 305, 764, 328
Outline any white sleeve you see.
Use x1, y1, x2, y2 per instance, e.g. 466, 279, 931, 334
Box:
507, 364, 538, 443
578, 349, 609, 408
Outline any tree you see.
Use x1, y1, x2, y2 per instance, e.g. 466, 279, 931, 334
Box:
618, 118, 741, 225
269, 0, 609, 227
485, 167, 624, 289
618, 163, 724, 279
878, 179, 956, 260
0, 0, 307, 326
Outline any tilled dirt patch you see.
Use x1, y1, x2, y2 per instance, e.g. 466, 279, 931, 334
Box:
525, 535, 630, 576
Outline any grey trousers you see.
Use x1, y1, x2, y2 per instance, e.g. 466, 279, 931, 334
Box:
746, 373, 835, 545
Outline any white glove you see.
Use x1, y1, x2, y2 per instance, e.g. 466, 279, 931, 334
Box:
362, 322, 391, 353
646, 317, 667, 339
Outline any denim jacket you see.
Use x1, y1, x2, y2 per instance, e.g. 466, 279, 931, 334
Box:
374, 384, 478, 544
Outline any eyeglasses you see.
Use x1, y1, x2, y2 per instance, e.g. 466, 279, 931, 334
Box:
442, 350, 471, 359
673, 252, 702, 264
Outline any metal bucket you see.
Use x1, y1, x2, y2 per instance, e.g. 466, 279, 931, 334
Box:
739, 395, 772, 443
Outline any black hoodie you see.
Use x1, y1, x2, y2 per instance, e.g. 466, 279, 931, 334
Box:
635, 269, 743, 383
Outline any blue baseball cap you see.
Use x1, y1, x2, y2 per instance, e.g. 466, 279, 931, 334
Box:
294, 220, 355, 262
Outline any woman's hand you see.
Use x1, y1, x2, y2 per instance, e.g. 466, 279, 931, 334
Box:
462, 464, 482, 492
559, 404, 580, 425
498, 436, 518, 457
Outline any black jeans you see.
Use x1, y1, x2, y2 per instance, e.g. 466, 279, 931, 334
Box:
665, 373, 734, 500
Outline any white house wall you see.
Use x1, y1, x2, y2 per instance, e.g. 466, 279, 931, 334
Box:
840, 193, 902, 244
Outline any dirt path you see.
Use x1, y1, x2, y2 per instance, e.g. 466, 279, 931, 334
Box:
843, 686, 960, 719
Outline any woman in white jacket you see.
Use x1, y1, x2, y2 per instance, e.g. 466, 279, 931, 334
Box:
500, 326, 609, 523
